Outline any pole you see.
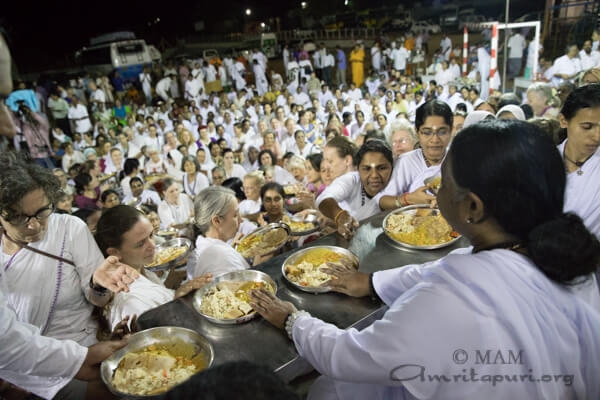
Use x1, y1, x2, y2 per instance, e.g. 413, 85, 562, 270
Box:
490, 23, 498, 97
502, 0, 510, 92
463, 26, 468, 77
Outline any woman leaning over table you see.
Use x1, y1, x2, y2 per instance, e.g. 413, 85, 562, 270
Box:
250, 120, 600, 399
0, 153, 139, 346
558, 83, 600, 239
95, 205, 211, 331
317, 139, 394, 239
379, 100, 453, 210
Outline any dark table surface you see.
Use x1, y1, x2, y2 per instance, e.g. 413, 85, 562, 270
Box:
137, 210, 469, 382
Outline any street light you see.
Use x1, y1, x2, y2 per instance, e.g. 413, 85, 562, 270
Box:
301, 2, 308, 9
245, 8, 251, 16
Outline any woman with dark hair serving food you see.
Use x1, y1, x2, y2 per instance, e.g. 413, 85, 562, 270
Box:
317, 139, 394, 239
379, 100, 453, 210
249, 120, 600, 399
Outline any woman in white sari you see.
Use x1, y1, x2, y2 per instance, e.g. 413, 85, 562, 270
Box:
250, 120, 600, 399
379, 100, 452, 210
558, 83, 600, 238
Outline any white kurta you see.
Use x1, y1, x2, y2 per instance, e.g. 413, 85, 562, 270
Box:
0, 214, 103, 346
0, 284, 87, 400
183, 172, 210, 198
293, 248, 600, 400
316, 172, 384, 222
105, 271, 174, 331
186, 236, 249, 280
239, 199, 262, 215
558, 142, 600, 238
158, 194, 194, 230
381, 149, 441, 197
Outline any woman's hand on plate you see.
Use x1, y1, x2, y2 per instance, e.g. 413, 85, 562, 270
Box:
336, 212, 359, 240
249, 288, 297, 330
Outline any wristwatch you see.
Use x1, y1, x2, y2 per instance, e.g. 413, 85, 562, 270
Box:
89, 275, 108, 293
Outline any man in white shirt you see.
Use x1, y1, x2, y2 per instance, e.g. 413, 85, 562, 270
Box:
440, 34, 452, 61
322, 48, 335, 87
507, 30, 527, 79
155, 75, 173, 101
293, 85, 311, 108
579, 40, 600, 71
139, 67, 152, 105
392, 41, 410, 75
88, 82, 106, 112
68, 97, 92, 135
551, 44, 582, 86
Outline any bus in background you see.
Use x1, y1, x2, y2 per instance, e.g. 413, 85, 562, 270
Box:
75, 32, 161, 80
243, 33, 279, 58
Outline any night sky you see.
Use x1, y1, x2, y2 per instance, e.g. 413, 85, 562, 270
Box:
3, 0, 544, 74
2, 0, 288, 72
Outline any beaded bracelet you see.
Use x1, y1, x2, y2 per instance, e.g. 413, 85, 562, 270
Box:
284, 310, 311, 339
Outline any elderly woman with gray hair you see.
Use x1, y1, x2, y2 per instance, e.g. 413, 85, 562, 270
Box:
526, 82, 561, 118
187, 186, 269, 280
388, 119, 417, 159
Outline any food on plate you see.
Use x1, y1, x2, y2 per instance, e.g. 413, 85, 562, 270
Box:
426, 176, 442, 191
112, 342, 207, 395
146, 245, 188, 268
283, 185, 298, 195
285, 248, 355, 287
282, 216, 315, 233
236, 227, 287, 258
385, 209, 458, 246
200, 280, 274, 319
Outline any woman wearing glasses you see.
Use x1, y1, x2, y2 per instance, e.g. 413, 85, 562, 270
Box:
379, 100, 453, 210
0, 153, 139, 348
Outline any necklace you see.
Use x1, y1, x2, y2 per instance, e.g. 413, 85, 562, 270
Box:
563, 147, 593, 176
361, 186, 372, 207
472, 240, 525, 254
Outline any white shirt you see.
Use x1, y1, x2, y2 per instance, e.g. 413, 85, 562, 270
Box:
559, 142, 600, 238
61, 151, 85, 172
579, 49, 600, 71
551, 55, 582, 85
0, 214, 103, 346
225, 163, 247, 180
105, 272, 173, 331
186, 236, 249, 279
239, 199, 262, 216
382, 149, 441, 197
508, 34, 526, 59
392, 47, 410, 71
316, 172, 384, 222
123, 189, 162, 207
293, 249, 600, 399
158, 194, 194, 230
182, 172, 210, 198
0, 285, 87, 399
67, 104, 92, 134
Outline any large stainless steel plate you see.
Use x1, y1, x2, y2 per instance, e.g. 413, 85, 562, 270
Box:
192, 270, 277, 325
235, 222, 290, 259
101, 326, 214, 399
382, 204, 461, 250
282, 245, 359, 294
145, 237, 192, 272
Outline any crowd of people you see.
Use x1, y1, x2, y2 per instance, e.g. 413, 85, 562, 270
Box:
0, 22, 600, 400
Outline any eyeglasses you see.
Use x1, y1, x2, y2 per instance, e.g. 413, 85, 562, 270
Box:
419, 128, 450, 138
3, 204, 55, 226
